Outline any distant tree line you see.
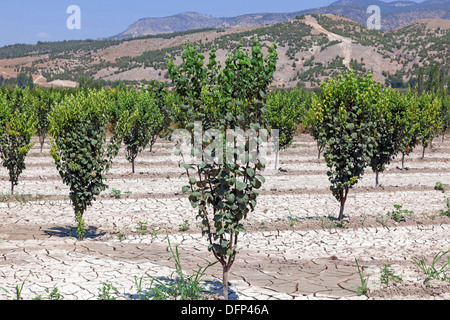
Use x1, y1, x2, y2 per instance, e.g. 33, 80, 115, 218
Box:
0, 73, 34, 89
0, 73, 145, 91
385, 65, 448, 91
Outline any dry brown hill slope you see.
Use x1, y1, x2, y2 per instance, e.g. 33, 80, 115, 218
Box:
0, 14, 448, 89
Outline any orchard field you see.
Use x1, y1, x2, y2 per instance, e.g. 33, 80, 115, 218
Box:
0, 39, 449, 300
0, 132, 449, 300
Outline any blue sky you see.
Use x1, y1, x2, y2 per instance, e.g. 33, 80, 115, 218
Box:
0, 0, 424, 47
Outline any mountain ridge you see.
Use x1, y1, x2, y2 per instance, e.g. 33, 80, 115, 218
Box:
112, 0, 450, 39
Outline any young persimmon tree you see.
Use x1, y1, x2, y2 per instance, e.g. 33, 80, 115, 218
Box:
0, 89, 37, 195
48, 89, 136, 240
168, 38, 277, 300
118, 88, 163, 173
416, 91, 442, 159
303, 95, 326, 160
265, 89, 307, 169
392, 89, 420, 170
439, 93, 450, 141
313, 71, 381, 220
370, 87, 409, 187
144, 80, 173, 152
32, 88, 62, 153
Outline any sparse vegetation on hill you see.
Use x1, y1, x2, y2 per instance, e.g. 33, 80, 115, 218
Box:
0, 14, 448, 90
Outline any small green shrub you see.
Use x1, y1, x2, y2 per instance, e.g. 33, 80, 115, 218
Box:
435, 181, 447, 193
355, 258, 369, 296
413, 250, 450, 285
287, 209, 300, 227
178, 219, 190, 232
34, 287, 63, 300
111, 188, 122, 199
386, 204, 414, 222
134, 236, 217, 300
380, 264, 402, 286
98, 282, 119, 300
136, 221, 148, 235
439, 197, 450, 217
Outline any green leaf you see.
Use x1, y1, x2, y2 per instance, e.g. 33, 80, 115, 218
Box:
246, 167, 255, 177
236, 181, 247, 191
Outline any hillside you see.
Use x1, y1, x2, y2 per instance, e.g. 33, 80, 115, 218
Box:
111, 0, 450, 39
112, 12, 292, 39
0, 14, 448, 90
304, 0, 450, 30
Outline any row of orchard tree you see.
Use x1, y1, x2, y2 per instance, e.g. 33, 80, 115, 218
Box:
0, 37, 449, 299
0, 71, 312, 200
0, 84, 168, 192
304, 71, 449, 221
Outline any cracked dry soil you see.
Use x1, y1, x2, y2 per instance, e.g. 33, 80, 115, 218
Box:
0, 134, 449, 300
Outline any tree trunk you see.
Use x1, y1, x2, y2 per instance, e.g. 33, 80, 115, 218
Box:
422, 146, 426, 160
222, 265, 230, 300
39, 135, 45, 153
38, 130, 46, 153
402, 152, 405, 170
338, 189, 348, 221
11, 181, 14, 196
131, 157, 135, 174
338, 199, 346, 221
274, 149, 279, 170
317, 141, 321, 160
149, 135, 156, 152
75, 209, 85, 240
375, 170, 379, 187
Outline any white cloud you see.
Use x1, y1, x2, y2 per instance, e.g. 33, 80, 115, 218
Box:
37, 32, 51, 39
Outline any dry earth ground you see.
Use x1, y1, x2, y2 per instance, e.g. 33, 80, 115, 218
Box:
0, 134, 449, 300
